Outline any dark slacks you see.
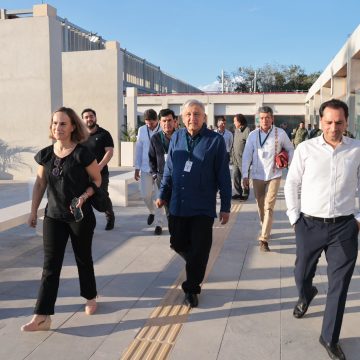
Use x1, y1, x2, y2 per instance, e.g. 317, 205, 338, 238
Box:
169, 215, 214, 294
34, 212, 97, 315
294, 215, 358, 343
101, 174, 114, 218
233, 164, 249, 198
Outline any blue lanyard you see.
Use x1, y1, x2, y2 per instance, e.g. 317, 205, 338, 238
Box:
258, 127, 272, 148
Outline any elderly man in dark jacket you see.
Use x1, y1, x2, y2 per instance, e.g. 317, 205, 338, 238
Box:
231, 114, 251, 201
156, 99, 231, 308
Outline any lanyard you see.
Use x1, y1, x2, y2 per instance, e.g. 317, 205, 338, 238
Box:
185, 133, 201, 160
258, 127, 272, 148
146, 123, 160, 140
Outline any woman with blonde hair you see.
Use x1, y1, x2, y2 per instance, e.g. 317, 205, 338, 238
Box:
21, 107, 102, 331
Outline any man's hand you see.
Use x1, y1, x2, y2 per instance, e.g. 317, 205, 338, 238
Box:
356, 220, 360, 231
243, 177, 249, 189
219, 212, 230, 225
134, 169, 140, 181
155, 199, 166, 208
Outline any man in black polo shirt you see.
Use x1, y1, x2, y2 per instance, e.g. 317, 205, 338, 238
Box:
81, 108, 115, 230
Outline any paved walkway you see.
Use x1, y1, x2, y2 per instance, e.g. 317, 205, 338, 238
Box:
0, 178, 360, 360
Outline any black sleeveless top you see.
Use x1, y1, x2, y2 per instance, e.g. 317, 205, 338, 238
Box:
35, 144, 95, 222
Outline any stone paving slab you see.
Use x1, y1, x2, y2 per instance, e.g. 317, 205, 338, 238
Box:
0, 179, 360, 360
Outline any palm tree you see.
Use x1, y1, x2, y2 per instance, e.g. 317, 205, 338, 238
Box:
0, 139, 37, 179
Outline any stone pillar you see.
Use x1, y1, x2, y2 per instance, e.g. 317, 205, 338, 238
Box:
332, 76, 346, 98
33, 4, 57, 17
207, 103, 215, 128
320, 86, 331, 103
126, 87, 138, 132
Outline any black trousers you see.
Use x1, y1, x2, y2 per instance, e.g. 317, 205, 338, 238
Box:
34, 212, 97, 315
233, 164, 249, 198
169, 215, 214, 294
294, 215, 358, 343
101, 174, 114, 218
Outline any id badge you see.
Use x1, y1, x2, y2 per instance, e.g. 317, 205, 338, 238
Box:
164, 153, 168, 161
184, 160, 193, 172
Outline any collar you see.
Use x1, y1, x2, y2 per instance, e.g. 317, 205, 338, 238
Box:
259, 126, 273, 135
318, 133, 348, 147
186, 123, 207, 139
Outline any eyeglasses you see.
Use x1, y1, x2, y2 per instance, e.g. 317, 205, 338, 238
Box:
52, 157, 63, 177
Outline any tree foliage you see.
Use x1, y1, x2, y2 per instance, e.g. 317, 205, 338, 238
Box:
217, 64, 321, 92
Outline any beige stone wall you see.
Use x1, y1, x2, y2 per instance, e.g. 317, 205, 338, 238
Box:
62, 42, 124, 167
0, 14, 63, 179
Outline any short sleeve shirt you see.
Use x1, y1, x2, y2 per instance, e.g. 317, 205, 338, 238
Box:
82, 126, 114, 176
35, 144, 95, 222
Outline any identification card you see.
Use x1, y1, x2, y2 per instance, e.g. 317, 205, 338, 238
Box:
184, 160, 193, 172
164, 154, 168, 161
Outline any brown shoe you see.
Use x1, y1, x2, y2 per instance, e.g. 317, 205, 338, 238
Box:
259, 241, 270, 252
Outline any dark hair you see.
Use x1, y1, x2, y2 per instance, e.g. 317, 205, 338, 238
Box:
158, 108, 175, 119
81, 108, 96, 118
50, 107, 89, 143
144, 109, 157, 120
234, 113, 247, 126
319, 99, 348, 119
217, 116, 226, 123
258, 106, 273, 116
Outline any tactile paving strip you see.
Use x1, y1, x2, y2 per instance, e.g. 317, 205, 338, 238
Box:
120, 203, 242, 360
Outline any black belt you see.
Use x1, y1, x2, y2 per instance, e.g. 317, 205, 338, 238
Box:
302, 213, 354, 224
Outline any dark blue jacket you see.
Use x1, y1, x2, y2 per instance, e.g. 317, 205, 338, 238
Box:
159, 124, 231, 218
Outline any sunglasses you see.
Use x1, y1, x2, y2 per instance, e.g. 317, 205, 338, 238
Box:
52, 157, 63, 177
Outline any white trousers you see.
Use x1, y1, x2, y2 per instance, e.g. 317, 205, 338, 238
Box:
139, 172, 165, 227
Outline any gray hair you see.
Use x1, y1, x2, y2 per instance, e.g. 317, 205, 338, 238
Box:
182, 99, 205, 114
258, 106, 273, 116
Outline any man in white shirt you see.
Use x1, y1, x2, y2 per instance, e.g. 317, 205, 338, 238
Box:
242, 106, 294, 252
134, 109, 164, 235
284, 99, 360, 360
216, 116, 233, 160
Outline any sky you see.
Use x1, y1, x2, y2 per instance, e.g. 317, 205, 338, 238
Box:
2, 0, 360, 90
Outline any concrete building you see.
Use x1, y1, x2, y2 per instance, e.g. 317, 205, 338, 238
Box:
125, 90, 306, 131
0, 3, 199, 179
2, 3, 360, 179
306, 24, 360, 138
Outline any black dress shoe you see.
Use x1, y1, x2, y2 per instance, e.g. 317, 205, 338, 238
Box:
154, 226, 162, 235
147, 214, 155, 225
184, 293, 198, 308
231, 194, 242, 200
319, 336, 346, 360
293, 286, 318, 318
239, 196, 248, 201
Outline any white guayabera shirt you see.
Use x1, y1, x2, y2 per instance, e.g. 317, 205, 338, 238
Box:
242, 126, 294, 181
284, 134, 360, 225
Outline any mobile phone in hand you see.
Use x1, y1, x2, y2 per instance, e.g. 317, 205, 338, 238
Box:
70, 197, 84, 222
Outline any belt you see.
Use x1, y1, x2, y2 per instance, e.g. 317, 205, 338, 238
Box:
302, 213, 354, 224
